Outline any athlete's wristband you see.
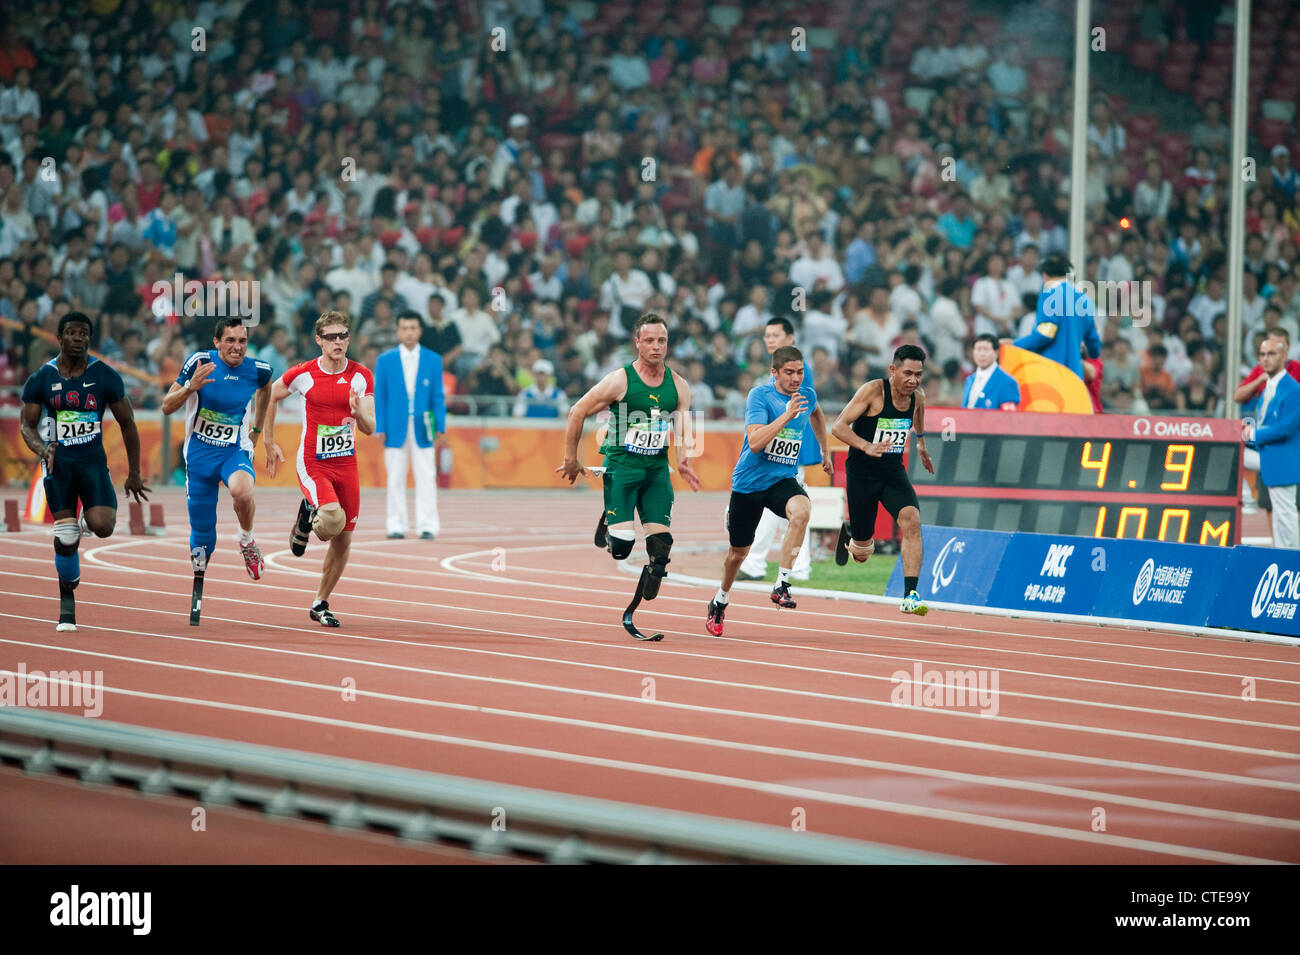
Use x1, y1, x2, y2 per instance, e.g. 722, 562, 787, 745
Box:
250, 426, 262, 434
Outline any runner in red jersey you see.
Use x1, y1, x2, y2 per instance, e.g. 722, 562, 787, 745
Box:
265, 311, 376, 627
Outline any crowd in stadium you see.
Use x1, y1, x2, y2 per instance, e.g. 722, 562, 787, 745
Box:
1, 0, 1299, 421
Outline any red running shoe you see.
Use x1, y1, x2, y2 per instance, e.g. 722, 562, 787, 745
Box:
770, 581, 797, 609
705, 599, 726, 636
240, 539, 265, 580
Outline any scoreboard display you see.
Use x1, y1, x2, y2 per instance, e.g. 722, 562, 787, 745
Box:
901, 410, 1242, 546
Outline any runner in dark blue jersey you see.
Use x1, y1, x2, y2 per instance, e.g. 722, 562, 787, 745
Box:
19, 311, 150, 631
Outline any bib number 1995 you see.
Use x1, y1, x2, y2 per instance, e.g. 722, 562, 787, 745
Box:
316, 424, 355, 459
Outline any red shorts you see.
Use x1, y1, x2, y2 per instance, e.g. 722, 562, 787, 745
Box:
297, 459, 360, 532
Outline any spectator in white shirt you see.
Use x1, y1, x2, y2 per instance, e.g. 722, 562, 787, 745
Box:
802, 290, 850, 363
928, 278, 970, 371
325, 242, 377, 306
789, 232, 845, 294
451, 285, 500, 374
1106, 233, 1139, 284
889, 266, 925, 325
908, 25, 958, 84
158, 89, 208, 143
309, 43, 352, 99
1188, 276, 1228, 340
0, 69, 39, 141
1241, 269, 1268, 342
339, 62, 381, 118
849, 286, 901, 371
1006, 244, 1044, 299
1086, 99, 1126, 160
952, 25, 989, 85
731, 285, 774, 340
971, 253, 1020, 337
395, 251, 450, 317
526, 253, 564, 302
600, 248, 655, 335
1133, 159, 1172, 223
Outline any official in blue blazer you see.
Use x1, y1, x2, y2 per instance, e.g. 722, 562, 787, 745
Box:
1013, 254, 1100, 380
1250, 336, 1300, 548
375, 312, 447, 539
963, 333, 1022, 410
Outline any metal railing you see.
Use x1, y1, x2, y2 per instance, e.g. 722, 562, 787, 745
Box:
0, 708, 963, 865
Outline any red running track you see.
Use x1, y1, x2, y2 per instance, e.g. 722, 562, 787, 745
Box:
1, 487, 1298, 864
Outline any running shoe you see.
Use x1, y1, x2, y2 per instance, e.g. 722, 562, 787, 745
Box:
290, 499, 316, 556
240, 539, 264, 580
310, 601, 340, 627
834, 522, 852, 566
771, 581, 797, 609
736, 569, 766, 581
900, 590, 929, 616
705, 599, 726, 636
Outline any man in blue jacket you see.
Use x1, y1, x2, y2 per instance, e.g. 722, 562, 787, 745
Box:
1248, 335, 1300, 549
1012, 254, 1100, 380
963, 333, 1021, 409
375, 312, 447, 539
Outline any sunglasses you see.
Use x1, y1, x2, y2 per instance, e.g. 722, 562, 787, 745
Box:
319, 331, 350, 342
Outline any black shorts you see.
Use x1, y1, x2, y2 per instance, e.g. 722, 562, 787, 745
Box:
846, 467, 919, 541
726, 477, 808, 549
44, 454, 117, 515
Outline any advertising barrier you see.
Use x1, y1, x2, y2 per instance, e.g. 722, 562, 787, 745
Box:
886, 525, 1292, 639
1208, 547, 1300, 638
884, 526, 1009, 606
1089, 537, 1229, 627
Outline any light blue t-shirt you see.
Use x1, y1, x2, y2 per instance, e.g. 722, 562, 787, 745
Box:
731, 381, 819, 493
797, 361, 822, 465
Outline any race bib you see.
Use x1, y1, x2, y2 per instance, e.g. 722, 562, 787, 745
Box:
624, 412, 669, 456
316, 423, 355, 459
872, 417, 911, 454
194, 407, 240, 446
55, 410, 100, 446
765, 426, 802, 466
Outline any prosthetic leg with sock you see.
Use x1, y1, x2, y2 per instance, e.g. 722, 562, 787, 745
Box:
622, 533, 672, 642
187, 482, 218, 625
53, 520, 80, 632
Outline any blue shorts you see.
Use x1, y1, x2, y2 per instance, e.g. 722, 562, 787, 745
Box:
186, 446, 255, 493
44, 453, 117, 514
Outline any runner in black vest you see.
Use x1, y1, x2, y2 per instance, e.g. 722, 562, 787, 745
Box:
831, 344, 934, 614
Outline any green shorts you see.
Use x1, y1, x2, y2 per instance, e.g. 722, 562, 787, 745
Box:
602, 458, 674, 528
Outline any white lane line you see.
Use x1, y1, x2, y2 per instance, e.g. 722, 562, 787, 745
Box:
5, 561, 1299, 740
23, 532, 1298, 668
4, 649, 1295, 833
4, 675, 1282, 864
65, 548, 1300, 716
2, 598, 1298, 782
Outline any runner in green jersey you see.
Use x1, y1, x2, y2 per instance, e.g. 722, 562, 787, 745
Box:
557, 312, 702, 640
